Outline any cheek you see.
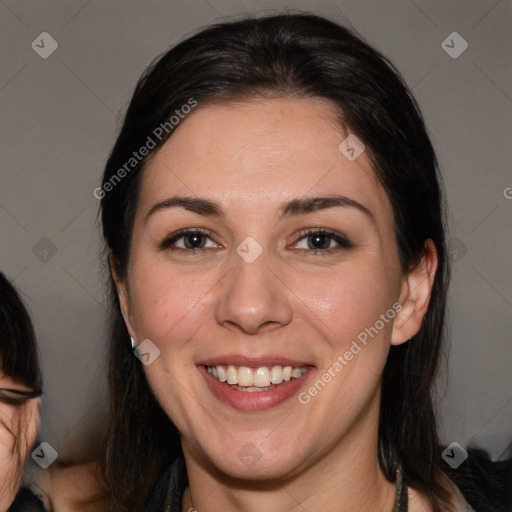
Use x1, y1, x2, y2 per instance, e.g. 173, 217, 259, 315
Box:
0, 404, 17, 461
129, 265, 219, 345
293, 262, 397, 349
291, 266, 396, 431
0, 403, 17, 428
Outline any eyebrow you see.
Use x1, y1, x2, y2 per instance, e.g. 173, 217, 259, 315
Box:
145, 194, 375, 224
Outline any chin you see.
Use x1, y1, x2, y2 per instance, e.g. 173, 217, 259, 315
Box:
200, 439, 305, 482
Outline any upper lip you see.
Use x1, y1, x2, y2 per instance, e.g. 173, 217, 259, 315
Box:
197, 354, 312, 368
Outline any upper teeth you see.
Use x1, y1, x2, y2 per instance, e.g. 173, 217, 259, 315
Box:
206, 365, 307, 387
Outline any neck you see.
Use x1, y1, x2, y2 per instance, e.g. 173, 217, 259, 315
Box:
181, 395, 396, 512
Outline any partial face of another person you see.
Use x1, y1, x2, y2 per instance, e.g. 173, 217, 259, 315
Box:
116, 97, 433, 480
0, 372, 40, 510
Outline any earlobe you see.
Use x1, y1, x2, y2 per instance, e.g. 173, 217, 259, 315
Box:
392, 302, 415, 331
391, 239, 438, 346
109, 253, 137, 339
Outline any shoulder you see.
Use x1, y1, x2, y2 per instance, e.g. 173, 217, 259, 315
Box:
446, 446, 512, 511
446, 482, 475, 512
29, 460, 107, 512
407, 481, 473, 512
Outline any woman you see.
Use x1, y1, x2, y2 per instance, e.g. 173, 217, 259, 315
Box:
0, 272, 107, 512
0, 271, 45, 512
99, 12, 510, 512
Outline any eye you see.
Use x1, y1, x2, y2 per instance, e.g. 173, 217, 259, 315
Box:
160, 228, 220, 252
291, 228, 351, 254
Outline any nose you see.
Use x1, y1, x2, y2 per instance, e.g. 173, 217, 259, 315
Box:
214, 248, 293, 335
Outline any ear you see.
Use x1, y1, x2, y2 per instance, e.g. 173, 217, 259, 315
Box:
109, 252, 137, 339
391, 239, 438, 346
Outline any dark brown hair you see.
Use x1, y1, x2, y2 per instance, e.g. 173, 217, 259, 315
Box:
0, 271, 43, 497
100, 12, 453, 511
0, 272, 42, 391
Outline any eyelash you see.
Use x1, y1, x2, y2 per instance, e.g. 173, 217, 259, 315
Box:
295, 228, 352, 254
160, 228, 352, 255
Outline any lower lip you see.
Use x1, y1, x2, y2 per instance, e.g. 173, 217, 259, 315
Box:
199, 366, 314, 412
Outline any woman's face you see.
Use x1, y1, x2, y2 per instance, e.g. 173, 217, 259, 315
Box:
118, 97, 419, 480
0, 372, 40, 507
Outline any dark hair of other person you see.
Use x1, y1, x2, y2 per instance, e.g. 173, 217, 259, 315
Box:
0, 273, 42, 398
99, 12, 512, 512
0, 271, 43, 509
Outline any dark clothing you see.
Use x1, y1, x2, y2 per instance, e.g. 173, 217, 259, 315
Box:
7, 488, 46, 512
146, 457, 187, 512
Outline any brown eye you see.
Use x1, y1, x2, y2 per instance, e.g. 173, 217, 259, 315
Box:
293, 229, 352, 253
181, 232, 207, 249
160, 229, 219, 252
307, 233, 332, 250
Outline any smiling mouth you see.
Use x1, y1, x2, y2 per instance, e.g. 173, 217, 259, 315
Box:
204, 364, 309, 392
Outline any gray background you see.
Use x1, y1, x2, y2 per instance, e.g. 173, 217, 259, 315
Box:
1, 0, 510, 463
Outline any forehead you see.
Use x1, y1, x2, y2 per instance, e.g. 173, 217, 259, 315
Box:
139, 97, 392, 222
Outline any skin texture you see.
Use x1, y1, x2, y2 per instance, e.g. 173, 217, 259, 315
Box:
32, 460, 107, 512
115, 97, 439, 512
0, 373, 40, 512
